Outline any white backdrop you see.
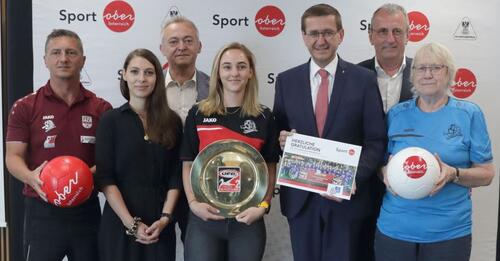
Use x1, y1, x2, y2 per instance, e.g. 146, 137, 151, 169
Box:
32, 1, 500, 260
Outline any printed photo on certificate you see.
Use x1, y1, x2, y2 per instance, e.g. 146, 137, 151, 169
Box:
277, 133, 362, 200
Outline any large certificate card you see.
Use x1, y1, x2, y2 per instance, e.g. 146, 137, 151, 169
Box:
277, 133, 362, 200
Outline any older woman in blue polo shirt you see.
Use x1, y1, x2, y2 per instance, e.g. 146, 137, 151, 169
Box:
375, 42, 495, 261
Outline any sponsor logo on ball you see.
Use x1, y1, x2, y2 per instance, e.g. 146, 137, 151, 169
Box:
403, 156, 427, 179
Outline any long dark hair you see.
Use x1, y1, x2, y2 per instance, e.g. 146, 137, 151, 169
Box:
120, 48, 181, 148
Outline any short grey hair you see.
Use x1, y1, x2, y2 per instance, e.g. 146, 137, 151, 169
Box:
370, 3, 409, 32
410, 42, 457, 92
161, 16, 199, 41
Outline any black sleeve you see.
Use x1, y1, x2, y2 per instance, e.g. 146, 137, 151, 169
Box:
180, 106, 200, 161
167, 128, 183, 190
94, 110, 117, 189
261, 109, 280, 163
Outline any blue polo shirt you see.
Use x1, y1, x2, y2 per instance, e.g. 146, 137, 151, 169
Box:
377, 97, 492, 243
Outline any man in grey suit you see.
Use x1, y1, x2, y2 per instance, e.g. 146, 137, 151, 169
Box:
160, 16, 209, 242
160, 16, 209, 125
358, 4, 413, 260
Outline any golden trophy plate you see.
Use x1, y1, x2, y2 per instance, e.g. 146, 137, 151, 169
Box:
191, 139, 268, 217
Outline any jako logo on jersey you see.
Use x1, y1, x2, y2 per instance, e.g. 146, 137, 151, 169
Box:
451, 68, 476, 99
203, 118, 217, 123
102, 0, 135, 33
241, 120, 258, 134
408, 11, 430, 42
403, 156, 427, 179
255, 5, 286, 37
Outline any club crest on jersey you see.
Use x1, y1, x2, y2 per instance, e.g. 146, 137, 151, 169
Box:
240, 120, 257, 134
42, 119, 56, 132
203, 118, 217, 123
82, 115, 92, 129
444, 123, 462, 139
44, 135, 57, 148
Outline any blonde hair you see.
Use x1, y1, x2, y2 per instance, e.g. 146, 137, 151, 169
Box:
198, 42, 262, 117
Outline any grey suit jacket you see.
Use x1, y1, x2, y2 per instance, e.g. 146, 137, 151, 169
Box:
195, 69, 210, 101
358, 56, 413, 103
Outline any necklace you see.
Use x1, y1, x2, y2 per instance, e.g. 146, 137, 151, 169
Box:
134, 111, 149, 141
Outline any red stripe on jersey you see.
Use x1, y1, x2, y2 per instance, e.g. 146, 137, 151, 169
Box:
197, 125, 264, 152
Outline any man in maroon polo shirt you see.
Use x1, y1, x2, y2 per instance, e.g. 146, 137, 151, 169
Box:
5, 29, 111, 261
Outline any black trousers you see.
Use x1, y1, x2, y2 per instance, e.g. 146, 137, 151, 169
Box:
23, 197, 100, 261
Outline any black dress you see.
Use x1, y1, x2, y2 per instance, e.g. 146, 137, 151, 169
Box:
95, 103, 181, 261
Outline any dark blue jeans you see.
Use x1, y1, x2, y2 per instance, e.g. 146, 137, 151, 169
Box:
184, 212, 266, 261
374, 229, 471, 261
23, 197, 100, 261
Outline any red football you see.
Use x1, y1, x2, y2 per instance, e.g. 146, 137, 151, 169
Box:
40, 156, 94, 207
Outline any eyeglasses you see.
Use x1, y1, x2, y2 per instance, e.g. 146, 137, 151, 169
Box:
166, 37, 196, 48
304, 30, 338, 40
371, 28, 405, 39
412, 64, 448, 75
48, 48, 81, 58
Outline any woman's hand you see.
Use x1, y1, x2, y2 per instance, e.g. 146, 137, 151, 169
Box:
235, 207, 266, 225
429, 154, 456, 196
190, 201, 225, 221
134, 222, 159, 245
381, 165, 397, 196
141, 217, 170, 243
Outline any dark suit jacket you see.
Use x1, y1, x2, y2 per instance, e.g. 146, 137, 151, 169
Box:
358, 56, 414, 103
273, 58, 387, 219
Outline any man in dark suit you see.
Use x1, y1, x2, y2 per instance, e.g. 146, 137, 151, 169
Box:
273, 4, 386, 261
160, 16, 209, 242
358, 4, 413, 260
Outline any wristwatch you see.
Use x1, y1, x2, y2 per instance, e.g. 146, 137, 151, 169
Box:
453, 167, 460, 183
258, 201, 270, 214
160, 212, 173, 221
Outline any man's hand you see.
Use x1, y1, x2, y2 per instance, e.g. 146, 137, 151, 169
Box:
27, 161, 48, 201
279, 129, 296, 150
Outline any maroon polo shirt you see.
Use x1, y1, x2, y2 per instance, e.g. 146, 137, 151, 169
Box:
6, 80, 112, 197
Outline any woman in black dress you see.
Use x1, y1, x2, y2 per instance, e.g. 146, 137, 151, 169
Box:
95, 48, 182, 260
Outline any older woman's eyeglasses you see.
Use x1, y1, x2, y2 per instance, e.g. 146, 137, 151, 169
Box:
412, 64, 448, 75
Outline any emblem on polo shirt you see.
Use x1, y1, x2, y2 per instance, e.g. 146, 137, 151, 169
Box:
240, 120, 257, 134
42, 115, 56, 132
44, 135, 57, 148
82, 115, 93, 129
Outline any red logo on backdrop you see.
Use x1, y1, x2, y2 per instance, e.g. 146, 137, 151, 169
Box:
255, 5, 285, 37
403, 156, 427, 179
103, 0, 135, 32
348, 149, 355, 156
451, 68, 477, 98
408, 11, 430, 42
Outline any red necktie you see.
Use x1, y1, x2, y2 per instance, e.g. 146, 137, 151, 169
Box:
315, 69, 329, 137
